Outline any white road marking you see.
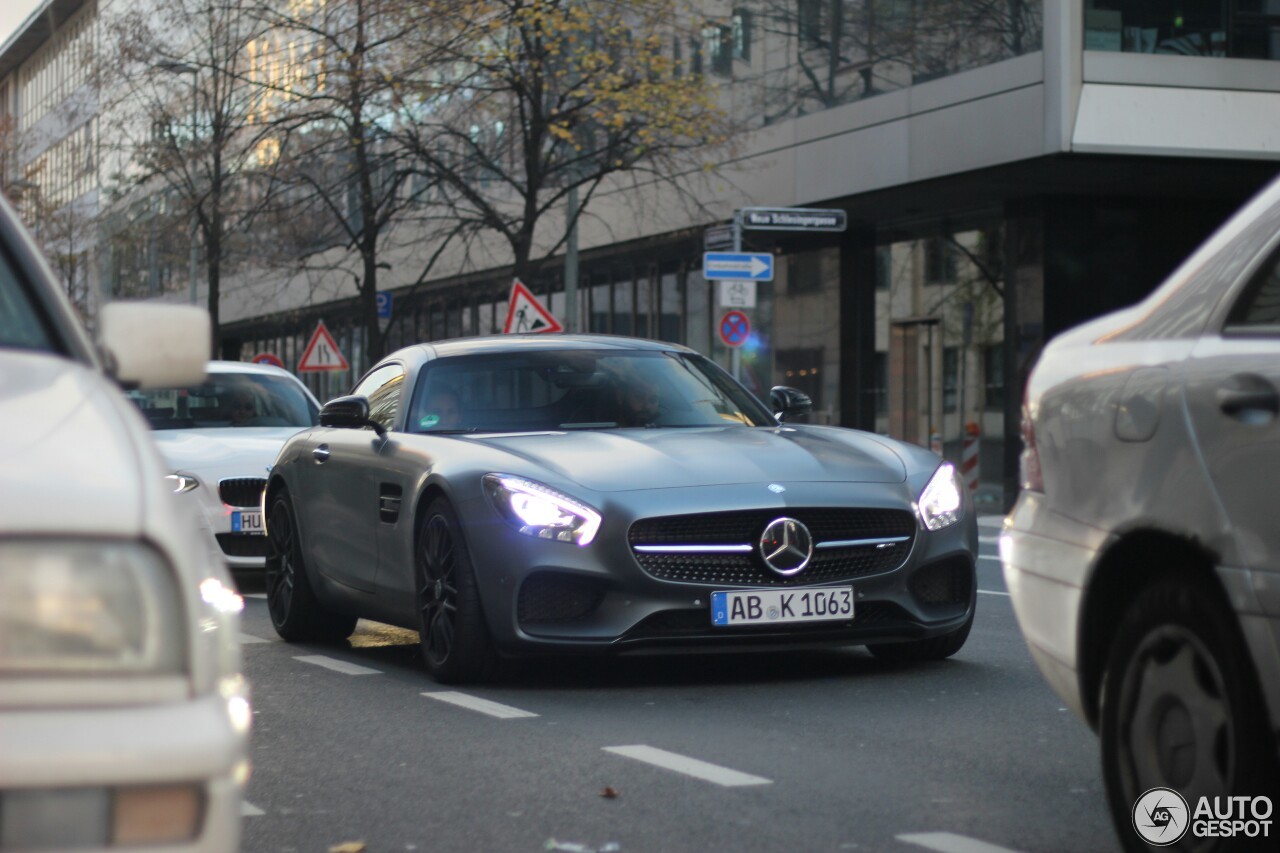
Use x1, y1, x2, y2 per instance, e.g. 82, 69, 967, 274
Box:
978, 535, 1000, 544
977, 589, 1011, 597
897, 832, 1022, 853
241, 801, 264, 817
244, 593, 266, 599
978, 555, 1001, 562
239, 633, 269, 644
603, 745, 772, 787
421, 692, 538, 719
294, 655, 381, 676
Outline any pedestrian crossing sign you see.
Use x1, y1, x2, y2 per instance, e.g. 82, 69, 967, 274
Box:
503, 279, 563, 335
298, 320, 350, 372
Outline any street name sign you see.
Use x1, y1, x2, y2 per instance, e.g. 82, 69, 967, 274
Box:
703, 252, 774, 281
740, 207, 847, 232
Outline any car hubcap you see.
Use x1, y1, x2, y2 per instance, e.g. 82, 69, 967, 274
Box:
419, 515, 459, 664
1120, 625, 1231, 804
267, 505, 296, 625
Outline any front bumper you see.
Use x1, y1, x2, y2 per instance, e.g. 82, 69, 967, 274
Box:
0, 693, 249, 852
462, 481, 978, 656
181, 483, 268, 572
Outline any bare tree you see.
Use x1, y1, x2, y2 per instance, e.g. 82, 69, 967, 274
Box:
100, 0, 278, 355
390, 0, 734, 291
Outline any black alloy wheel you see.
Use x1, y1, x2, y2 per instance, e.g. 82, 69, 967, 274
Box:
1100, 575, 1279, 852
265, 490, 356, 643
416, 497, 498, 683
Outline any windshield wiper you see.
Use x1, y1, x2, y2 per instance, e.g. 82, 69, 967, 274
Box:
557, 422, 620, 430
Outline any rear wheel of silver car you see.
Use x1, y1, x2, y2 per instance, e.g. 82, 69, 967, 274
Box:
416, 497, 498, 684
1100, 576, 1279, 852
266, 491, 357, 643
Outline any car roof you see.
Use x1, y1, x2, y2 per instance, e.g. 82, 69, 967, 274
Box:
396, 334, 696, 362
205, 360, 300, 377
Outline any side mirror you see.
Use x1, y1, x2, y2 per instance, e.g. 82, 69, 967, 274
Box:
98, 303, 209, 389
320, 395, 385, 437
770, 386, 813, 423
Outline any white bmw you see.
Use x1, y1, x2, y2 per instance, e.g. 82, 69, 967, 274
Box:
130, 362, 321, 571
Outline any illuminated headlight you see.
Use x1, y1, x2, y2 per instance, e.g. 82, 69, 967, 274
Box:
165, 473, 200, 494
483, 474, 601, 545
0, 541, 185, 674
917, 463, 963, 531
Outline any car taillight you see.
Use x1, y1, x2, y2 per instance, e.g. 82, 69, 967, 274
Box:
1020, 404, 1044, 492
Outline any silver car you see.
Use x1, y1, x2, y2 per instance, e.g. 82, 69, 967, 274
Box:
130, 361, 321, 572
0, 193, 249, 852
263, 335, 978, 683
1003, 177, 1280, 848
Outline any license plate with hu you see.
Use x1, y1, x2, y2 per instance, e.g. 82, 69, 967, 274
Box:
231, 510, 264, 534
711, 586, 854, 626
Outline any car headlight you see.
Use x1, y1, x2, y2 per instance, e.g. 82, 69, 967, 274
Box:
917, 462, 963, 531
0, 541, 185, 674
483, 474, 601, 546
165, 473, 200, 494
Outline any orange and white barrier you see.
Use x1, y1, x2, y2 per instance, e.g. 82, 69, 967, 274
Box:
961, 422, 980, 494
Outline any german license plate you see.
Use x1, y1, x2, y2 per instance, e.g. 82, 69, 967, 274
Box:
711, 586, 854, 627
231, 510, 264, 534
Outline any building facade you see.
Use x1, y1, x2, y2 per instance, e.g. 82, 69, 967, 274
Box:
4, 1, 1280, 510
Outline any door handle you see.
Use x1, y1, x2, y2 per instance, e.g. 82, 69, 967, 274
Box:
1218, 387, 1280, 418
312, 444, 331, 462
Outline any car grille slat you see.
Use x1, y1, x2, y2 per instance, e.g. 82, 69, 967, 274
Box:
219, 477, 266, 508
628, 508, 915, 587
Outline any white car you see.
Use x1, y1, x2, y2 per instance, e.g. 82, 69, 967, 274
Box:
0, 193, 249, 851
129, 362, 321, 571
1003, 176, 1280, 849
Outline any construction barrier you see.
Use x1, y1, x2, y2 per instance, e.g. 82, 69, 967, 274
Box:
961, 421, 980, 494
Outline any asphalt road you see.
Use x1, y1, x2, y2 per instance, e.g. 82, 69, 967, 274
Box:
234, 519, 1118, 853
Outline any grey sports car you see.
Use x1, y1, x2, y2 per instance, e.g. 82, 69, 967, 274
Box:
262, 334, 978, 682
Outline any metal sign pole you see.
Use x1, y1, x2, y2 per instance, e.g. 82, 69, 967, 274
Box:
731, 211, 742, 382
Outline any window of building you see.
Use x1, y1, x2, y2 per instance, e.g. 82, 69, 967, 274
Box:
732, 9, 752, 61
873, 351, 888, 417
983, 343, 1005, 410
1086, 1, 1280, 60
797, 0, 833, 48
876, 246, 892, 290
788, 251, 823, 294
925, 237, 957, 284
703, 25, 732, 76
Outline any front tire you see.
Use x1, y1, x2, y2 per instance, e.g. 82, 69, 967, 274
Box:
416, 497, 498, 684
1100, 576, 1279, 852
265, 490, 357, 643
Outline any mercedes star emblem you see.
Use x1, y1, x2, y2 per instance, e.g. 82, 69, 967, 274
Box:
759, 517, 814, 576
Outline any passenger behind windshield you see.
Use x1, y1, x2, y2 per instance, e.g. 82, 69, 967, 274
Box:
411, 349, 774, 434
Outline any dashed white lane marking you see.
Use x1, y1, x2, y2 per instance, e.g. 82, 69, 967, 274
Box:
239, 633, 269, 644
977, 589, 1011, 597
294, 655, 381, 676
603, 745, 771, 787
241, 801, 265, 817
244, 593, 267, 599
978, 535, 1000, 544
897, 832, 1021, 853
421, 692, 538, 719
978, 555, 1001, 562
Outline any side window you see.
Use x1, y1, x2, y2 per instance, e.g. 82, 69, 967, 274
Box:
1225, 246, 1280, 334
352, 363, 406, 432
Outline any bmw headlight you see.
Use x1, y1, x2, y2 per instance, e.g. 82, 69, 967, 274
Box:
483, 474, 601, 545
165, 472, 200, 494
0, 541, 185, 674
917, 462, 963, 531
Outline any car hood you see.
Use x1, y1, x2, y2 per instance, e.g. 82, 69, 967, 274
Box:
464, 425, 907, 492
151, 427, 303, 475
0, 353, 144, 536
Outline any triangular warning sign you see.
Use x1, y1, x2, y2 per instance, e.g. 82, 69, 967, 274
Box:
503, 278, 563, 334
297, 320, 350, 372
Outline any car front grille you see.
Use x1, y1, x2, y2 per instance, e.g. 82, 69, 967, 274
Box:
215, 533, 271, 558
219, 477, 266, 508
628, 508, 915, 587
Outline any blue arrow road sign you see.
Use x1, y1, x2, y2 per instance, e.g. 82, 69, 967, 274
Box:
703, 252, 774, 281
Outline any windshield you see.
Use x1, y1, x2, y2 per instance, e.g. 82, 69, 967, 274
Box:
410, 349, 775, 434
129, 372, 319, 430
